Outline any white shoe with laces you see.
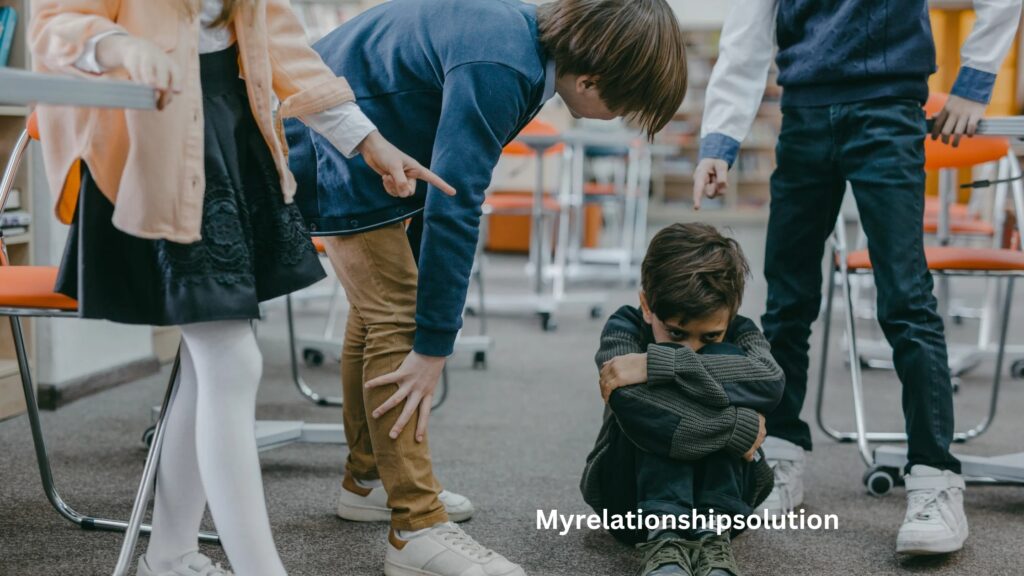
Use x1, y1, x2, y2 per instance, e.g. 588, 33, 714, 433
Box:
755, 436, 806, 514
337, 474, 475, 523
896, 465, 968, 555
136, 551, 232, 576
384, 522, 526, 576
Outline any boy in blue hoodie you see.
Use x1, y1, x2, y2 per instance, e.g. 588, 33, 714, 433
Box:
285, 0, 687, 574
693, 0, 1021, 556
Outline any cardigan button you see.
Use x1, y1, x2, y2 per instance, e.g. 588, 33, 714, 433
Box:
349, 219, 359, 227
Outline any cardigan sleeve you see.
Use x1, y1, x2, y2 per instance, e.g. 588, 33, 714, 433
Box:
265, 0, 355, 118
30, 0, 126, 75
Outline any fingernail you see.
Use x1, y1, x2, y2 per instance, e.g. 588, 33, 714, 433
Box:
390, 431, 398, 439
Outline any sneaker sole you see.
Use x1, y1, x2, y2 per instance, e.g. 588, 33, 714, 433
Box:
337, 502, 474, 523
896, 532, 966, 555
384, 559, 523, 576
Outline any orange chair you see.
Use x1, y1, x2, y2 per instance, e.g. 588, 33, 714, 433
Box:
922, 93, 1012, 243
814, 102, 1024, 492
483, 119, 564, 254
0, 115, 218, 546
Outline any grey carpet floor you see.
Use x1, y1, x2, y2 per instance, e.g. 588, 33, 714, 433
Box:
2, 224, 1023, 576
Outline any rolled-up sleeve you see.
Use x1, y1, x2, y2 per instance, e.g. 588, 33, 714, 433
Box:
265, 0, 355, 118
30, 0, 125, 75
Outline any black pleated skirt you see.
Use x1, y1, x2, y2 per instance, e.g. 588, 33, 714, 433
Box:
54, 46, 326, 326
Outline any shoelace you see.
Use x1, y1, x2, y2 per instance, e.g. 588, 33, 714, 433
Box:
907, 487, 952, 523
699, 537, 732, 567
437, 524, 495, 562
185, 554, 231, 576
639, 539, 691, 572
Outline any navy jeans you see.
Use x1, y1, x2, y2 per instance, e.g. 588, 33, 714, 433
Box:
761, 99, 961, 474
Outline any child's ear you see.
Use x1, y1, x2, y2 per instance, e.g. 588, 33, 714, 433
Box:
577, 74, 599, 93
639, 291, 654, 324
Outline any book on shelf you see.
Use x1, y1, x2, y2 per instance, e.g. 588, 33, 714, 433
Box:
2, 187, 21, 210
0, 210, 30, 229
0, 7, 17, 67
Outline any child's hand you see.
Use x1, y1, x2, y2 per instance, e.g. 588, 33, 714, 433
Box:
96, 35, 181, 110
743, 413, 767, 462
357, 131, 456, 198
931, 94, 986, 148
692, 158, 728, 210
600, 353, 647, 402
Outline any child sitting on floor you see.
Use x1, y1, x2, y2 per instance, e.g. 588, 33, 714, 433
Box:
581, 222, 785, 576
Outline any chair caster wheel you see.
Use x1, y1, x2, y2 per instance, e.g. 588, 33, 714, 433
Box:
1011, 359, 1024, 380
142, 426, 156, 448
473, 351, 487, 369
863, 466, 899, 496
539, 312, 557, 332
590, 306, 604, 319
303, 348, 325, 367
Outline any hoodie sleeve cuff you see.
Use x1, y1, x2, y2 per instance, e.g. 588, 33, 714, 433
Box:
699, 133, 741, 167
413, 326, 458, 357
726, 407, 762, 457
950, 66, 997, 104
646, 344, 678, 385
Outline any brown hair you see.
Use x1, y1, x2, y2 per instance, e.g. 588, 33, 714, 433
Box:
641, 223, 750, 323
537, 0, 687, 138
180, 0, 243, 27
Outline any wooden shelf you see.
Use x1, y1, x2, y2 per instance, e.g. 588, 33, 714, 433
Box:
0, 105, 29, 117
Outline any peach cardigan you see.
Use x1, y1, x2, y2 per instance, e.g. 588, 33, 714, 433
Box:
30, 0, 355, 242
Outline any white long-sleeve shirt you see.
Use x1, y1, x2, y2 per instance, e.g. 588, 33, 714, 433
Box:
700, 0, 1023, 165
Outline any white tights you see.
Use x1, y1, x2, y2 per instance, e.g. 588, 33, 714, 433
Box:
145, 320, 287, 576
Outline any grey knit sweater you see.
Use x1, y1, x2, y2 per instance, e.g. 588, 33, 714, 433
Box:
580, 305, 785, 514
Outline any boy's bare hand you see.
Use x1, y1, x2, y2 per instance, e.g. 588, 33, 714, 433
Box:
743, 413, 767, 462
358, 131, 456, 198
692, 158, 728, 210
931, 94, 986, 148
600, 353, 647, 402
365, 350, 445, 443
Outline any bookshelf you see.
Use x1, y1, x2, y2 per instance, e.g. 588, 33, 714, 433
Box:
0, 0, 32, 420
650, 27, 781, 220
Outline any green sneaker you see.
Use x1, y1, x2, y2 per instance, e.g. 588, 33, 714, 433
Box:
636, 536, 700, 576
693, 533, 741, 576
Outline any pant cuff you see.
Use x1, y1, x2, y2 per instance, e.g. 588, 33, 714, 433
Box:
392, 506, 450, 531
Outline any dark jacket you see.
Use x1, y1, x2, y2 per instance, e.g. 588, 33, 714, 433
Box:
580, 306, 784, 518
285, 0, 549, 356
775, 0, 935, 106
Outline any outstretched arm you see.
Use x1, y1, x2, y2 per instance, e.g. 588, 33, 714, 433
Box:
693, 0, 779, 208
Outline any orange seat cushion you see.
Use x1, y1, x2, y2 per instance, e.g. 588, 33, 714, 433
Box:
312, 237, 326, 253
922, 217, 995, 236
923, 93, 1009, 170
484, 194, 560, 212
924, 198, 972, 220
503, 119, 564, 156
847, 247, 1024, 272
0, 266, 78, 310
584, 182, 617, 196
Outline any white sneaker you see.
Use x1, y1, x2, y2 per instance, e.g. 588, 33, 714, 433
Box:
755, 436, 806, 515
137, 551, 232, 576
384, 523, 526, 576
896, 465, 968, 555
338, 474, 475, 523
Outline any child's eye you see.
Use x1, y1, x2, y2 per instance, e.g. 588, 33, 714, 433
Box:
669, 330, 687, 340
702, 333, 721, 343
